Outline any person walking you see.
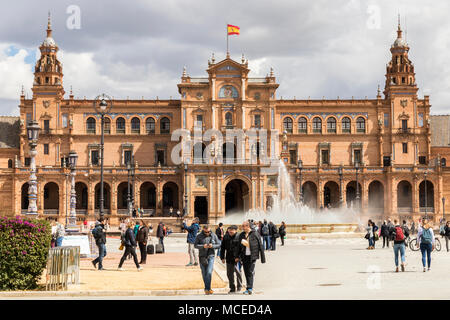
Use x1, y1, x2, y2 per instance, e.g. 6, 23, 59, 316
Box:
279, 221, 287, 246
55, 222, 65, 247
391, 219, 409, 272
137, 220, 149, 264
269, 221, 279, 251
194, 225, 221, 295
238, 220, 266, 295
133, 220, 140, 238
91, 218, 107, 270
220, 225, 243, 294
416, 218, 435, 272
118, 221, 143, 271
444, 221, 450, 252
183, 217, 200, 266
156, 221, 166, 253
380, 221, 390, 248
215, 223, 225, 256
365, 220, 375, 250
261, 220, 270, 251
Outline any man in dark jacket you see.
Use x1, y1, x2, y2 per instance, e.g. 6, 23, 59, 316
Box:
194, 225, 221, 295
91, 218, 107, 270
136, 220, 149, 264
380, 221, 390, 248
215, 223, 225, 257
238, 220, 266, 295
156, 221, 166, 253
118, 221, 142, 270
183, 217, 200, 266
220, 225, 243, 293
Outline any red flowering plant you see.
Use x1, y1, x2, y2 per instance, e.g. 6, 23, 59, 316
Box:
0, 216, 51, 290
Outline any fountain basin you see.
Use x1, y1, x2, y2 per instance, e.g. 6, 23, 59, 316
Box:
213, 223, 359, 234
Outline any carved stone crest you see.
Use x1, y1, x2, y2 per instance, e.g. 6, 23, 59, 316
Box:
43, 100, 51, 108
400, 99, 407, 108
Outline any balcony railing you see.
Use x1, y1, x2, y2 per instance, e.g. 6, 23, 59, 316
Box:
419, 207, 435, 213
397, 128, 412, 134
397, 207, 412, 213
44, 209, 59, 215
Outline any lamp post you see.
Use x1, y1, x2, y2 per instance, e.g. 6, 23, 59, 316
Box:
355, 161, 360, 209
127, 159, 133, 216
93, 94, 112, 218
424, 170, 428, 220
338, 165, 343, 207
26, 120, 40, 216
66, 150, 78, 232
297, 159, 303, 204
443, 197, 446, 221
183, 163, 188, 217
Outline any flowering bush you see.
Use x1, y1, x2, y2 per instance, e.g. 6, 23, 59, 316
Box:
0, 216, 51, 290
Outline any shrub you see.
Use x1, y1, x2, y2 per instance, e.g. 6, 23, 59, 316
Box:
0, 216, 51, 290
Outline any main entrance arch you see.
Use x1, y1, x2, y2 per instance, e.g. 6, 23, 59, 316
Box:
225, 179, 250, 214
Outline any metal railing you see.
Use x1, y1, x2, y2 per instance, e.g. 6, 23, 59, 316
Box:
45, 246, 80, 291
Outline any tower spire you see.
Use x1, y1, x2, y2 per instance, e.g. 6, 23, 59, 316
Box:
397, 13, 402, 39
47, 11, 52, 38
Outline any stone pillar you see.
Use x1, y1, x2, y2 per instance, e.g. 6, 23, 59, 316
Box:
87, 179, 94, 218
111, 177, 118, 217
156, 177, 163, 216
413, 176, 419, 217
318, 179, 323, 208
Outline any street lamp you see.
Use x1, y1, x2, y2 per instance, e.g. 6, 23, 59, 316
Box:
66, 150, 78, 232
183, 163, 188, 217
26, 120, 40, 216
338, 165, 343, 207
297, 159, 303, 204
126, 159, 134, 217
443, 197, 446, 221
93, 94, 113, 218
355, 161, 360, 209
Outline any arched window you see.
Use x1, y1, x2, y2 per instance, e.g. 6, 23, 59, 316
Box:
104, 118, 111, 134
225, 112, 233, 127
7, 159, 12, 168
442, 158, 447, 167
131, 117, 140, 134
146, 118, 155, 134
356, 117, 366, 133
116, 117, 125, 134
342, 117, 351, 133
283, 117, 293, 134
160, 117, 170, 134
298, 117, 307, 134
327, 117, 336, 133
86, 117, 96, 134
312, 117, 322, 133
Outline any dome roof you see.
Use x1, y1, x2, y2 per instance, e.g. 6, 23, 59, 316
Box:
42, 37, 56, 47
392, 37, 407, 48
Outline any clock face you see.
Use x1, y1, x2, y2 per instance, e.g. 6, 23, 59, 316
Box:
254, 92, 261, 100
196, 92, 203, 100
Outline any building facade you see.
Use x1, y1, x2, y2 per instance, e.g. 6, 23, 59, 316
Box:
0, 18, 449, 225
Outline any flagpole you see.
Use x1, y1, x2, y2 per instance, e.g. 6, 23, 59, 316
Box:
226, 25, 229, 56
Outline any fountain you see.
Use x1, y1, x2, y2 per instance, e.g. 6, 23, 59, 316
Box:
221, 160, 361, 234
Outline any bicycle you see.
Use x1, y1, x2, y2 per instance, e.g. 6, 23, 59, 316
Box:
409, 237, 441, 251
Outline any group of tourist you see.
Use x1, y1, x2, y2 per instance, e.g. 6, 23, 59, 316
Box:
91, 218, 169, 271
365, 217, 443, 272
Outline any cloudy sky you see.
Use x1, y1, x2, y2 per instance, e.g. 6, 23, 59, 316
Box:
1, 0, 449, 115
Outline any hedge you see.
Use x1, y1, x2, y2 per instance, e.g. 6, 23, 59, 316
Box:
0, 216, 51, 290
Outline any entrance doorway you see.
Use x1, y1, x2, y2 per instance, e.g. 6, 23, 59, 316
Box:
194, 196, 208, 224
225, 179, 250, 214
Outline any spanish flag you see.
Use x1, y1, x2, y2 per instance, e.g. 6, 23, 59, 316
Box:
227, 24, 240, 35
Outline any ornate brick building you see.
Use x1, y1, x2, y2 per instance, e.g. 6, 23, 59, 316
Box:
0, 18, 448, 225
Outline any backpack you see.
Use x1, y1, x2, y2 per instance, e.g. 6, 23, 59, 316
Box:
92, 226, 101, 240
389, 226, 397, 241
262, 224, 269, 236
421, 228, 433, 244
394, 226, 405, 241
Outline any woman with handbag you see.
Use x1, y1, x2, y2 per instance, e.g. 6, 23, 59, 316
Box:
365, 220, 375, 250
118, 221, 143, 271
